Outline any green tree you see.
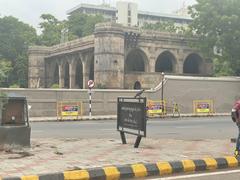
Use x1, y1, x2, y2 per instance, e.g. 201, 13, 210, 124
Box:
189, 0, 240, 76
142, 21, 178, 33
67, 12, 104, 38
0, 59, 12, 86
38, 14, 66, 46
0, 16, 37, 87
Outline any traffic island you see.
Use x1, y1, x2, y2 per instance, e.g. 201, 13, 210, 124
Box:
2, 156, 240, 180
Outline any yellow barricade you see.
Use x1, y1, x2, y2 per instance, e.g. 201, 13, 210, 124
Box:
147, 100, 166, 117
57, 101, 83, 120
193, 100, 214, 115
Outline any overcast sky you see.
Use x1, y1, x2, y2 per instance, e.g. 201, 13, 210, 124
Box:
0, 0, 196, 32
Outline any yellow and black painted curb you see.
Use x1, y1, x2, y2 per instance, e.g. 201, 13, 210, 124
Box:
2, 156, 240, 180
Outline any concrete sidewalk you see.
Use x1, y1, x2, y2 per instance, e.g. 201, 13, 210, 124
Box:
0, 137, 236, 178
29, 113, 230, 122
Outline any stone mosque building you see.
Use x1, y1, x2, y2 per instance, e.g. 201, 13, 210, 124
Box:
28, 2, 212, 89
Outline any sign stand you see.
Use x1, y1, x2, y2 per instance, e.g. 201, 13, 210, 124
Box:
87, 80, 95, 117
134, 136, 142, 148
117, 97, 147, 148
89, 89, 92, 117
120, 131, 127, 144
119, 131, 142, 148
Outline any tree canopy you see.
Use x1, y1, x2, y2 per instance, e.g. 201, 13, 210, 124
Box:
142, 21, 178, 33
67, 12, 104, 38
38, 14, 66, 46
0, 16, 37, 87
0, 13, 104, 87
189, 0, 240, 76
0, 59, 12, 86
38, 13, 104, 46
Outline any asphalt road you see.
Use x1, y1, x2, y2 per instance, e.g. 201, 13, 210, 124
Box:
148, 169, 240, 180
30, 116, 237, 140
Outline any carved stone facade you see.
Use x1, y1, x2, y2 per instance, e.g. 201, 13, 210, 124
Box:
28, 23, 213, 89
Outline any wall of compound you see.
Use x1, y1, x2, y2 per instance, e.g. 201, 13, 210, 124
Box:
1, 76, 239, 117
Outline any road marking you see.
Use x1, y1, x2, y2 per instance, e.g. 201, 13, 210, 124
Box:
148, 169, 240, 179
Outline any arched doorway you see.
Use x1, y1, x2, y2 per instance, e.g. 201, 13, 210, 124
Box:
53, 64, 59, 85
125, 49, 148, 72
155, 51, 176, 73
183, 54, 203, 74
64, 62, 70, 88
75, 61, 83, 89
133, 81, 141, 89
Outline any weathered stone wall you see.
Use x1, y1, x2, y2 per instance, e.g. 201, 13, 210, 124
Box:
124, 72, 163, 89
1, 76, 240, 117
149, 76, 240, 113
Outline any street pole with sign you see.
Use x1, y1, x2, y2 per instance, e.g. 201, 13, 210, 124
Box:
87, 80, 94, 117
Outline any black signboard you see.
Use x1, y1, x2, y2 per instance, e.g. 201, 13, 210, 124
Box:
117, 97, 147, 148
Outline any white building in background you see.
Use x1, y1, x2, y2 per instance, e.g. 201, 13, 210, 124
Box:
116, 1, 138, 27
67, 3, 117, 22
66, 1, 192, 27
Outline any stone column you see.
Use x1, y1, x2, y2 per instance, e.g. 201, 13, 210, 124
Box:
94, 23, 125, 89
149, 57, 156, 73
67, 55, 76, 89
59, 63, 64, 88
69, 60, 76, 89
149, 47, 157, 73
82, 61, 87, 89
46, 59, 57, 88
178, 60, 184, 74
81, 53, 92, 89
28, 46, 50, 88
177, 49, 185, 74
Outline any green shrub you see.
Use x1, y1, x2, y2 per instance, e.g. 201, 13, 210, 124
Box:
9, 84, 20, 88
51, 84, 60, 89
0, 92, 8, 113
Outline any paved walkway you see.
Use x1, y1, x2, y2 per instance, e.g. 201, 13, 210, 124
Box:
0, 137, 235, 178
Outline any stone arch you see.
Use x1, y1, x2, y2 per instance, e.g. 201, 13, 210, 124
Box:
125, 48, 149, 72
64, 62, 70, 88
133, 81, 141, 90
155, 51, 177, 73
183, 53, 204, 74
75, 60, 83, 89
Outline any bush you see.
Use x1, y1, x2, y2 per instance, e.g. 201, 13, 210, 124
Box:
50, 84, 60, 89
9, 84, 20, 88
